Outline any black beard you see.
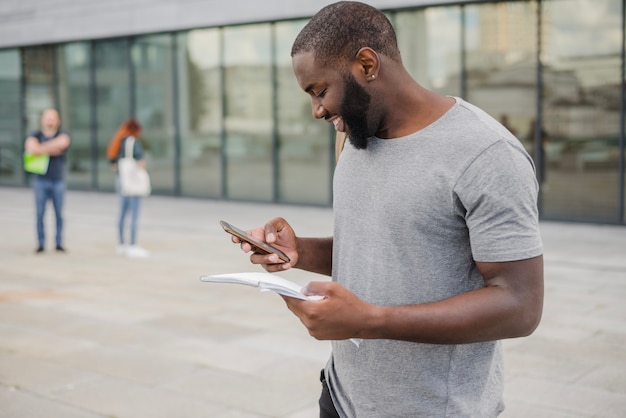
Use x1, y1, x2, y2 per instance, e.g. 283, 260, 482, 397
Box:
341, 75, 372, 150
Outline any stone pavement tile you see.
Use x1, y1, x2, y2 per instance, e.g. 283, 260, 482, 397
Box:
58, 318, 178, 349
558, 311, 626, 339
147, 313, 263, 343
233, 331, 331, 364
540, 222, 626, 267
152, 333, 326, 403
51, 375, 224, 418
594, 329, 626, 348
500, 399, 588, 418
42, 295, 163, 325
505, 337, 626, 379
577, 365, 626, 393
164, 367, 318, 417
0, 323, 95, 360
543, 269, 624, 308
254, 356, 323, 391
0, 386, 102, 418
531, 306, 626, 346
504, 377, 626, 418
286, 405, 320, 418
253, 357, 323, 416
0, 351, 101, 395
55, 345, 203, 386
0, 301, 81, 332
204, 409, 268, 418
155, 336, 295, 376
503, 339, 596, 384
532, 318, 601, 344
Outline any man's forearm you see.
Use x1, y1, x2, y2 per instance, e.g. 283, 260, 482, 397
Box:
295, 236, 333, 276
41, 134, 70, 154
25, 135, 70, 155
366, 257, 544, 344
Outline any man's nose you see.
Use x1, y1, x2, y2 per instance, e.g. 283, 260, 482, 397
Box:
312, 100, 325, 120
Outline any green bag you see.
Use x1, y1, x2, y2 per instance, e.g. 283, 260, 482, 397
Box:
23, 153, 50, 175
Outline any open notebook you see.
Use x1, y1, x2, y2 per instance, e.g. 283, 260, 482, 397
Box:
200, 272, 323, 300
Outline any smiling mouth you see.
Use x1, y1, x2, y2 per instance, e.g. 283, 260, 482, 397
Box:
329, 116, 345, 133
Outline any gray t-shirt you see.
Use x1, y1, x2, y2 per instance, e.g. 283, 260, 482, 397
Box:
327, 98, 543, 417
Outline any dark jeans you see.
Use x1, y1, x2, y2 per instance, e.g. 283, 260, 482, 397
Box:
34, 176, 65, 247
319, 370, 340, 418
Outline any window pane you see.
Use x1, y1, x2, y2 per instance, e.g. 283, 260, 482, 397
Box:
465, 2, 538, 151
177, 29, 223, 198
275, 20, 332, 205
395, 6, 462, 96
223, 24, 273, 201
57, 42, 92, 189
94, 39, 130, 191
133, 34, 176, 194
542, 0, 621, 222
0, 49, 22, 185
22, 46, 56, 134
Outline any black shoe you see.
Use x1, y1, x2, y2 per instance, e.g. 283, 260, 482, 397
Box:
35, 246, 44, 254
55, 245, 66, 252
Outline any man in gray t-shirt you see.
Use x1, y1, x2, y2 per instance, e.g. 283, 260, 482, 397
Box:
235, 2, 544, 417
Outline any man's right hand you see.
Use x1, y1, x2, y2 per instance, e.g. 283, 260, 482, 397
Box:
235, 217, 298, 272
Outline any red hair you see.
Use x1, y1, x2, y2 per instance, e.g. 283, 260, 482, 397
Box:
106, 119, 142, 160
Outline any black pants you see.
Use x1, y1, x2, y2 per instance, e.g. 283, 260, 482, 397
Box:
319, 370, 341, 418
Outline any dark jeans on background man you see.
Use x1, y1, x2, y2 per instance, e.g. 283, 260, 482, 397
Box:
319, 370, 341, 418
33, 176, 65, 248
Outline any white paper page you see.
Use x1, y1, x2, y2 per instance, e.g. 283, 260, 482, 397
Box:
201, 272, 318, 300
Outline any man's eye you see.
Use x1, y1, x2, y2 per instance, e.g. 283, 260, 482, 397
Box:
316, 89, 327, 98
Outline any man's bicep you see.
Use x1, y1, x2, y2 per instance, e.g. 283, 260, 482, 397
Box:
477, 256, 544, 333
478, 256, 543, 290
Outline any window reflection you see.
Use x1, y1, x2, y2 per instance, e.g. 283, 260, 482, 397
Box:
275, 20, 332, 205
177, 29, 223, 198
223, 24, 273, 201
542, 0, 621, 222
22, 46, 56, 133
133, 35, 176, 194
0, 49, 22, 185
57, 42, 92, 188
395, 7, 462, 96
94, 39, 130, 191
464, 1, 538, 148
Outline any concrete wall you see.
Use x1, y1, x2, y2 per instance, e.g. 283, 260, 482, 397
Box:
0, 0, 470, 49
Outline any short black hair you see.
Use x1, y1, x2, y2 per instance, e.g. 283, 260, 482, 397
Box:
291, 1, 401, 68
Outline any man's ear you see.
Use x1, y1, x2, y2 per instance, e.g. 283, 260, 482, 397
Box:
353, 47, 380, 82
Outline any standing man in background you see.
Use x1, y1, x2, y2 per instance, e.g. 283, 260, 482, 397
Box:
24, 108, 71, 253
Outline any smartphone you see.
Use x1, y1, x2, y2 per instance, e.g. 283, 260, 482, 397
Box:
220, 220, 291, 263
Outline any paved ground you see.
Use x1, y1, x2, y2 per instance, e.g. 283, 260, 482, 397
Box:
1, 186, 625, 418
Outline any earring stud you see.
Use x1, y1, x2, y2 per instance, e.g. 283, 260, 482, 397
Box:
371, 74, 376, 79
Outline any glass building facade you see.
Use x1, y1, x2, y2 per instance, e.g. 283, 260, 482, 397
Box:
0, 0, 624, 224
